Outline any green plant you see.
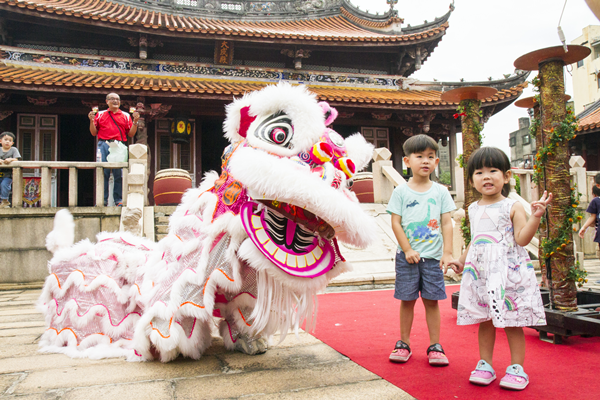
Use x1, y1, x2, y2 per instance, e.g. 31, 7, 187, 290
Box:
461, 217, 471, 246
567, 261, 588, 288
455, 101, 484, 142
515, 175, 521, 196
532, 108, 578, 184
439, 171, 451, 186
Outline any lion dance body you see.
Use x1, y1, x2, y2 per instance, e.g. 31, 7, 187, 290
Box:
38, 83, 377, 361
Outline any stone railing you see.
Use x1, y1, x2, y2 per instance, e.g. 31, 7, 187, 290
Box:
510, 156, 597, 205
0, 144, 148, 209
371, 147, 406, 203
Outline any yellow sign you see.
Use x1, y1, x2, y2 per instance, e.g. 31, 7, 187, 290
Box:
215, 40, 234, 65
187, 122, 192, 135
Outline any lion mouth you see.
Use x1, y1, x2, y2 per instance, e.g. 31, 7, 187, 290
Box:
240, 201, 343, 278
257, 200, 335, 241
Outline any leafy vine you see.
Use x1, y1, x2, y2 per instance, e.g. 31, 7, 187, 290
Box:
454, 100, 484, 142
567, 261, 588, 288
461, 217, 470, 246
532, 108, 578, 184
456, 154, 464, 169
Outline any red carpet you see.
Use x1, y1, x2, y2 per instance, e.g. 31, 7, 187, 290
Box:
311, 286, 600, 400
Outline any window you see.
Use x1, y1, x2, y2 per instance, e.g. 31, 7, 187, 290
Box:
17, 114, 58, 206
522, 134, 530, 145
593, 43, 600, 59
577, 60, 584, 68
221, 3, 242, 11
509, 137, 516, 147
159, 135, 171, 170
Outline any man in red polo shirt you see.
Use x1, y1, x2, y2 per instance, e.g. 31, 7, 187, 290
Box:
89, 93, 140, 206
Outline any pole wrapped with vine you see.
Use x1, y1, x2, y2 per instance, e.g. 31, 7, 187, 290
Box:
528, 78, 548, 287
536, 62, 579, 311
455, 99, 483, 245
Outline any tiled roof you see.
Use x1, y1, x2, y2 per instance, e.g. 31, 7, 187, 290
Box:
0, 0, 447, 43
0, 63, 525, 108
577, 100, 600, 133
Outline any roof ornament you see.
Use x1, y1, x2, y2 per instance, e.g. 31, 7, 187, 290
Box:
387, 0, 398, 10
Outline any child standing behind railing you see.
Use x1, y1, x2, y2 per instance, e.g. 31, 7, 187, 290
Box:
0, 132, 21, 209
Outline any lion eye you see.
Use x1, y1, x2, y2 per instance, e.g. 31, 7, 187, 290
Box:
270, 127, 288, 144
254, 112, 294, 148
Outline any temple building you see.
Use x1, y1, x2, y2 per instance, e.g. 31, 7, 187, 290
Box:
0, 0, 527, 206
573, 99, 600, 171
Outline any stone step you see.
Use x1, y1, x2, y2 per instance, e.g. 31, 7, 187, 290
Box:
155, 216, 170, 224
154, 205, 177, 215
156, 225, 169, 234
156, 233, 167, 241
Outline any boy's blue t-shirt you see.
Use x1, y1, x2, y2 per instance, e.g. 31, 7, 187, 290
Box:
586, 196, 600, 243
386, 182, 456, 260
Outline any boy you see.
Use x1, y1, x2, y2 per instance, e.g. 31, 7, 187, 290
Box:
0, 132, 21, 208
579, 185, 600, 260
387, 134, 455, 366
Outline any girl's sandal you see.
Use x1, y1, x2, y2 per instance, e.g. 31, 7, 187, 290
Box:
469, 359, 496, 385
500, 364, 529, 390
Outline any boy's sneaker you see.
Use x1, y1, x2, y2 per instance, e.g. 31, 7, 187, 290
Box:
0, 199, 10, 208
389, 340, 411, 363
469, 360, 496, 385
426, 343, 449, 366
500, 364, 529, 390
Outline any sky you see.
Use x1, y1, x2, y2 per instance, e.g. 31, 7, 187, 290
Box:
349, 0, 600, 158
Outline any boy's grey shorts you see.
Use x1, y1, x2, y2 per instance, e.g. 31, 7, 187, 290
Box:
394, 250, 447, 301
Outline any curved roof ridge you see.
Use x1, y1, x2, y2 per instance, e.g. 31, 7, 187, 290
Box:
401, 8, 453, 34
0, 0, 449, 43
339, 0, 403, 26
340, 7, 402, 29
416, 70, 531, 92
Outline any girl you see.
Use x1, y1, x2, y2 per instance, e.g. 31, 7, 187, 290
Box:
449, 147, 551, 391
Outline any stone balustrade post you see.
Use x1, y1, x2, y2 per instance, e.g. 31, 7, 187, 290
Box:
454, 158, 464, 205
569, 156, 586, 203
120, 144, 148, 236
452, 208, 466, 259
522, 172, 532, 203
12, 167, 22, 208
372, 147, 395, 204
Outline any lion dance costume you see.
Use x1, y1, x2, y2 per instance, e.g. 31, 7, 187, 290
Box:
39, 83, 377, 361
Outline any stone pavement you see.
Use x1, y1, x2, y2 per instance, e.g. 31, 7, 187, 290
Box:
2, 202, 600, 399
0, 289, 412, 400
